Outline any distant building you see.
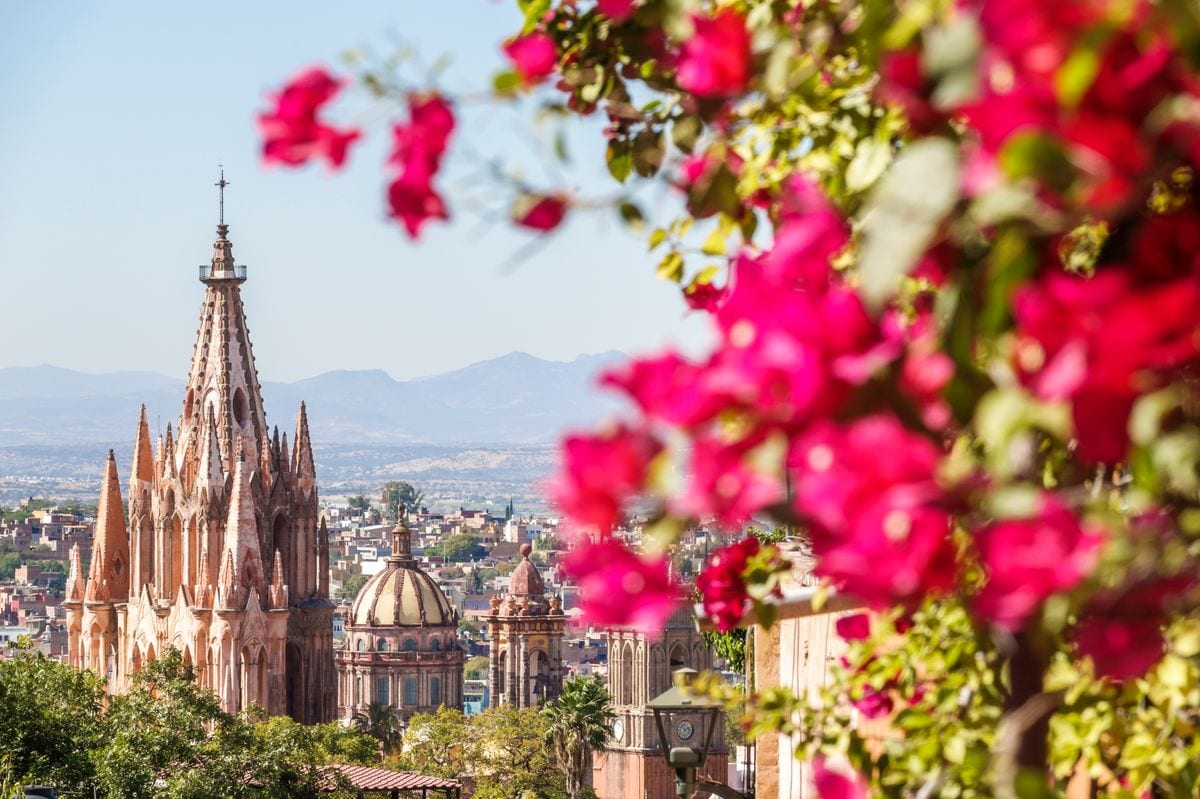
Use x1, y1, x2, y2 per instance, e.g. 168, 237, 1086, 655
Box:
337, 517, 465, 722
61, 198, 335, 722
487, 544, 565, 708
593, 603, 727, 799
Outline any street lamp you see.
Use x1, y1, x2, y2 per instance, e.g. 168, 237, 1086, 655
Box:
647, 668, 743, 799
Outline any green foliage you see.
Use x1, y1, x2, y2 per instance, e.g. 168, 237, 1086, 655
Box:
346, 495, 370, 511
351, 701, 405, 756
541, 676, 614, 799
0, 643, 106, 795
464, 655, 490, 680
396, 705, 567, 798
337, 573, 370, 602
381, 481, 424, 519
441, 534, 485, 563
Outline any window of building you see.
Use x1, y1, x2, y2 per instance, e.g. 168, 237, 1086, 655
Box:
431, 639, 440, 651
377, 676, 389, 705
403, 678, 418, 706
378, 639, 389, 652
430, 677, 441, 705
403, 639, 417, 652
356, 638, 366, 652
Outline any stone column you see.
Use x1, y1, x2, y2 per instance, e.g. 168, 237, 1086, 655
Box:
517, 636, 529, 708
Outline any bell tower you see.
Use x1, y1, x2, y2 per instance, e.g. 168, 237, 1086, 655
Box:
487, 544, 566, 708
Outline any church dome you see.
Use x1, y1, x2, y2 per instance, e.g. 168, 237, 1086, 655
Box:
508, 543, 544, 596
349, 520, 456, 628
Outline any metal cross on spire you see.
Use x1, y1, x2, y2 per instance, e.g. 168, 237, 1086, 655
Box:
215, 166, 230, 226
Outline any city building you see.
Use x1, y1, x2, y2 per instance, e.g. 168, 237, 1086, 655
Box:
61, 189, 335, 722
486, 544, 565, 708
337, 516, 465, 721
593, 604, 728, 799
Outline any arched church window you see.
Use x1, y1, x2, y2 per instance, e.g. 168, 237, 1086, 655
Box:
431, 677, 441, 705
403, 639, 417, 652
378, 639, 389, 652
356, 638, 366, 652
431, 639, 440, 651
232, 388, 248, 427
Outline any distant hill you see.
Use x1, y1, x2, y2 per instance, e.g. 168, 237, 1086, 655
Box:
0, 352, 627, 447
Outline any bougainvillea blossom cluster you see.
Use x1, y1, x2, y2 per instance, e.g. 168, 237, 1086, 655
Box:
258, 67, 360, 169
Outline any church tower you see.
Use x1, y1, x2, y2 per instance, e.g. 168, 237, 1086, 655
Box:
593, 604, 728, 799
65, 173, 336, 722
487, 544, 565, 708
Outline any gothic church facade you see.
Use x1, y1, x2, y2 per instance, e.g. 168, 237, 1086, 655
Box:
63, 203, 335, 722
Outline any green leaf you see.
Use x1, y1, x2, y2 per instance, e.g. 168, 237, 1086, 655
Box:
857, 138, 960, 311
518, 0, 552, 32
493, 70, 521, 95
648, 228, 668, 251
606, 142, 633, 183
632, 128, 665, 178
845, 137, 893, 192
656, 251, 684, 283
1055, 44, 1101, 108
999, 132, 1075, 191
618, 201, 645, 229
700, 225, 727, 256
672, 115, 702, 154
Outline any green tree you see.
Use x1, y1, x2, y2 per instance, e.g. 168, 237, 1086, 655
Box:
381, 481, 425, 519
441, 534, 484, 563
393, 706, 469, 778
337, 573, 370, 602
469, 706, 567, 799
464, 655, 489, 681
0, 641, 105, 796
541, 676, 614, 799
346, 495, 370, 512
351, 701, 404, 756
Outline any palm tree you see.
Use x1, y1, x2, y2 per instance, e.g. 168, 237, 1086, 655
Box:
352, 701, 404, 756
541, 676, 615, 799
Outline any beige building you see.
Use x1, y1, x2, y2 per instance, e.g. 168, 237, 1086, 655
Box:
62, 199, 335, 722
487, 544, 566, 708
337, 517, 465, 721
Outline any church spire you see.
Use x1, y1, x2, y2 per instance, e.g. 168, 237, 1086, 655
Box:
217, 454, 265, 609
131, 404, 154, 487
390, 509, 414, 564
65, 543, 85, 602
85, 450, 131, 603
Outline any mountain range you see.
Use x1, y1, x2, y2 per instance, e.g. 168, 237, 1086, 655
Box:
0, 351, 627, 448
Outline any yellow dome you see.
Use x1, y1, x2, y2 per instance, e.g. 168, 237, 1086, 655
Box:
349, 561, 456, 627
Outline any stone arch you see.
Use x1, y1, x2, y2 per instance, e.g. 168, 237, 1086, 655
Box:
356, 637, 367, 652
377, 638, 389, 652
232, 388, 248, 428
272, 513, 290, 587
620, 641, 635, 706
650, 645, 667, 698
286, 642, 305, 721
669, 641, 687, 669
171, 513, 183, 592
240, 643, 267, 709
529, 649, 552, 705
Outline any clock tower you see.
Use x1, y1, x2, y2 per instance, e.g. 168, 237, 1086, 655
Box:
594, 604, 728, 799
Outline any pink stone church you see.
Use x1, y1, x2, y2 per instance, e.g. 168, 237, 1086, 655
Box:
62, 189, 335, 723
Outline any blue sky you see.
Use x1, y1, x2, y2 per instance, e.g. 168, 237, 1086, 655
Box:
0, 2, 707, 382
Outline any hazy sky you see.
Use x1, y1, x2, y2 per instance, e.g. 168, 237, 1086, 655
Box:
0, 3, 707, 382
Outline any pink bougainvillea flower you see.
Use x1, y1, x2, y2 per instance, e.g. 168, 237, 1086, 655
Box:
835, 613, 871, 641
386, 177, 448, 238
853, 684, 894, 719
681, 434, 782, 529
696, 536, 773, 632
973, 493, 1105, 631
1013, 269, 1200, 462
1074, 576, 1194, 681
258, 66, 361, 169
682, 278, 727, 313
599, 351, 724, 428
513, 193, 569, 232
812, 756, 869, 799
789, 415, 956, 609
1132, 208, 1200, 283
386, 93, 457, 238
676, 9, 751, 97
564, 537, 681, 633
504, 32, 558, 84
548, 424, 661, 533
597, 0, 635, 22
